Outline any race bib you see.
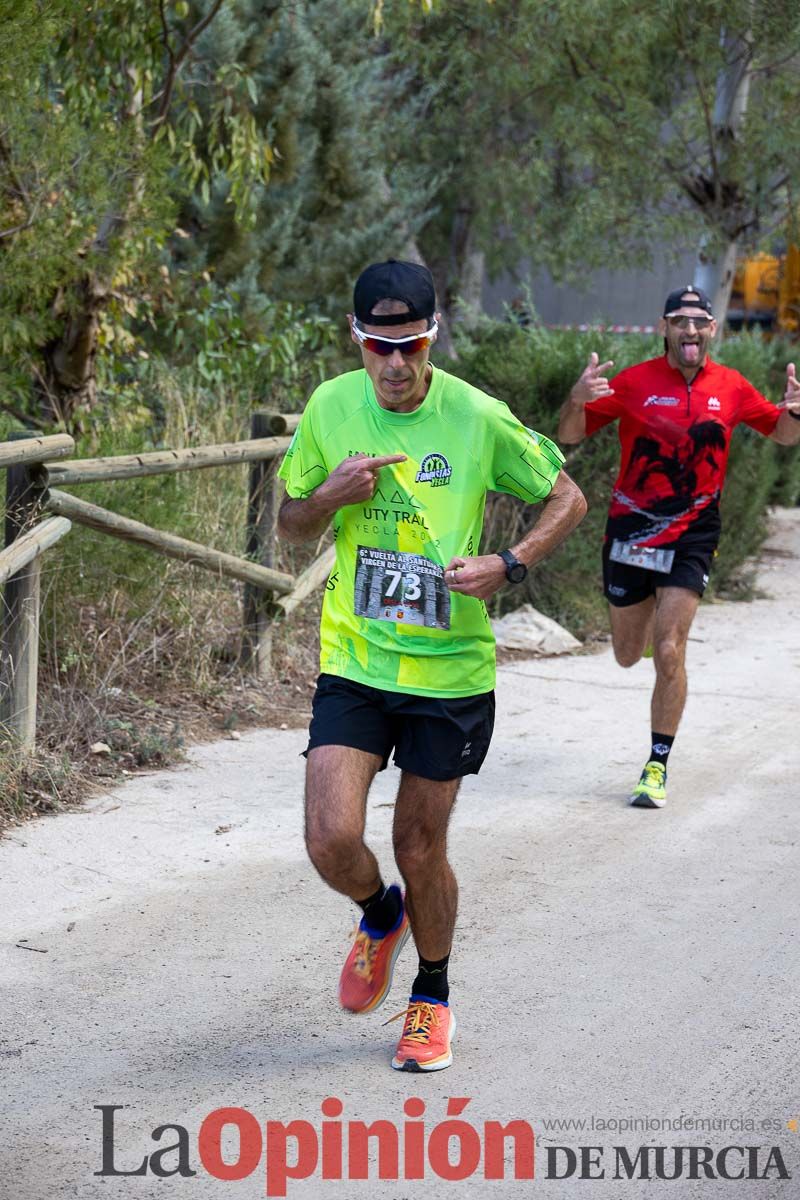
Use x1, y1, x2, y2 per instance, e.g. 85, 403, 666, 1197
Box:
610, 539, 676, 573
353, 547, 451, 629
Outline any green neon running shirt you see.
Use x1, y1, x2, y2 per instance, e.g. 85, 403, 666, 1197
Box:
278, 366, 564, 697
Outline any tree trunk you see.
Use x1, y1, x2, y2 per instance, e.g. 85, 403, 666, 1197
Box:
443, 205, 486, 336
399, 242, 458, 360
37, 275, 107, 424
693, 25, 752, 333
377, 171, 458, 359
35, 70, 142, 428
456, 245, 485, 332
426, 258, 458, 359
693, 238, 740, 330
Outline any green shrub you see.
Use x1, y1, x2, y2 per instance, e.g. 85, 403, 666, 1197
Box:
135, 280, 344, 411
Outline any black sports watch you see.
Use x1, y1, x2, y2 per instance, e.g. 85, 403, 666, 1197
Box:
498, 549, 528, 584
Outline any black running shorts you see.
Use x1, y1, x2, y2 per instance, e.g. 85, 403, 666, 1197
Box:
602, 537, 716, 608
304, 673, 496, 781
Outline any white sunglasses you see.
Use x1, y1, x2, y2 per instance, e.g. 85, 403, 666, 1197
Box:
353, 321, 438, 356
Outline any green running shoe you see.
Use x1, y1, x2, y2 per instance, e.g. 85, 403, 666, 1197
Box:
629, 760, 667, 808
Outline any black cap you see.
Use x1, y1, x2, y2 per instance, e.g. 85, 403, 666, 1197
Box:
353, 260, 436, 327
663, 284, 713, 318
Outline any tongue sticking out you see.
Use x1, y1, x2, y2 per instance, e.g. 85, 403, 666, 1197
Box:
682, 342, 700, 365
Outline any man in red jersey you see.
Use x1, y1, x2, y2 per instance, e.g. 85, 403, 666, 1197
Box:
559, 285, 800, 808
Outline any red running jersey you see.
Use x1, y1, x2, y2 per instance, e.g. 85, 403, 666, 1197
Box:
585, 355, 780, 547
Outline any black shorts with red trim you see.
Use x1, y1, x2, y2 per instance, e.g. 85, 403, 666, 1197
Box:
602, 537, 716, 608
304, 673, 495, 781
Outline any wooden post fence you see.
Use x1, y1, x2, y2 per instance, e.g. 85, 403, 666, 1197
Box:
265, 413, 301, 437
0, 413, 331, 753
1, 432, 74, 749
242, 411, 280, 678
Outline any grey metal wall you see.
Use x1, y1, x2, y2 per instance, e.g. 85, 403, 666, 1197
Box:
482, 247, 698, 327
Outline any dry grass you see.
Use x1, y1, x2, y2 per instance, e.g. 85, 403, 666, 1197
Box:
0, 584, 322, 831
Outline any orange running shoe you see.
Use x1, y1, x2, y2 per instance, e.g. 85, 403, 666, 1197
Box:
389, 998, 455, 1072
338, 887, 410, 1014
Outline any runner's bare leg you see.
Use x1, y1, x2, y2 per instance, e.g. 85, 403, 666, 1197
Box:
392, 773, 461, 960
304, 745, 384, 900
651, 586, 701, 736
608, 596, 656, 667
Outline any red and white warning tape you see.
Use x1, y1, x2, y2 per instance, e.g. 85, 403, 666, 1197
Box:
545, 323, 658, 334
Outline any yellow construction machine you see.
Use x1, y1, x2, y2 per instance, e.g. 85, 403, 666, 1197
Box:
728, 246, 800, 334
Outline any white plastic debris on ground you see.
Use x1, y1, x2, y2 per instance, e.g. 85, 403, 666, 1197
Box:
492, 604, 581, 655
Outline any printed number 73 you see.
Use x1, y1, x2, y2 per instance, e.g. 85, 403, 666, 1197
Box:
384, 570, 422, 600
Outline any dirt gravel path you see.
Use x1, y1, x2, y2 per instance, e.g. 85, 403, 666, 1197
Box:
2, 510, 799, 1199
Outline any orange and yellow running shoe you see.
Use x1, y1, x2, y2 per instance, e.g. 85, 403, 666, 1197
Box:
388, 998, 456, 1072
338, 889, 410, 1014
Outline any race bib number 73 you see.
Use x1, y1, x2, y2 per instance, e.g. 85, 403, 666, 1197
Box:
353, 546, 451, 629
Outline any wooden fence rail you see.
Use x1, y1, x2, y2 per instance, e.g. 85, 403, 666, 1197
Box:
0, 411, 325, 755
275, 545, 337, 620
0, 517, 72, 586
0, 433, 74, 469
46, 489, 295, 593
43, 435, 290, 487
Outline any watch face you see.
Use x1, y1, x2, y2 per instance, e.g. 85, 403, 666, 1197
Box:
508, 562, 527, 583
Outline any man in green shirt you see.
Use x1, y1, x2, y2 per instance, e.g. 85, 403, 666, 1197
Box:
277, 260, 586, 1072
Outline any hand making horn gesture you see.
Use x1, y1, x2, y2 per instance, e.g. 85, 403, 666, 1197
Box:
570, 350, 615, 406
780, 362, 800, 415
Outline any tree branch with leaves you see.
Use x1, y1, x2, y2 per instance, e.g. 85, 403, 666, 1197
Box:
0, 0, 272, 426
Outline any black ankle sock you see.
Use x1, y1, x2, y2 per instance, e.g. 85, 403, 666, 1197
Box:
412, 954, 450, 1003
650, 732, 674, 768
357, 882, 401, 933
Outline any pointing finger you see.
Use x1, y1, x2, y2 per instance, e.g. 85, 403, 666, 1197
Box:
787, 362, 797, 382
364, 454, 407, 468
598, 360, 614, 375
588, 350, 599, 370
